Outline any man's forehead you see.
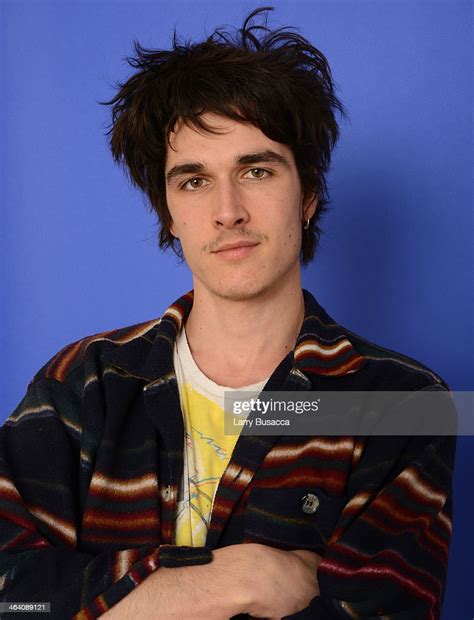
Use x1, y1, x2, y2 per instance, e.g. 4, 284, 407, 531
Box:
167, 118, 230, 154
166, 113, 288, 162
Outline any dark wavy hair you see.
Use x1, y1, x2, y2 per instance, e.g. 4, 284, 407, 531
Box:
105, 7, 345, 264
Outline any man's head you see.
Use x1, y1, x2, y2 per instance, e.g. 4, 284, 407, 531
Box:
106, 7, 344, 266
163, 112, 316, 301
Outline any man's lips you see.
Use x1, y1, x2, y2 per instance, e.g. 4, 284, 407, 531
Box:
211, 240, 260, 260
212, 240, 260, 253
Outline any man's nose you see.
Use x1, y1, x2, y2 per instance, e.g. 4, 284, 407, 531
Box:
212, 179, 250, 229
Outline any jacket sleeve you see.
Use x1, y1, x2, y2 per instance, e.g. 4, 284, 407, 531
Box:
313, 400, 456, 620
0, 378, 212, 619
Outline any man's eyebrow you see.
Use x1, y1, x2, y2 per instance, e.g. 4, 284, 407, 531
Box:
235, 150, 291, 168
165, 149, 291, 185
165, 162, 206, 184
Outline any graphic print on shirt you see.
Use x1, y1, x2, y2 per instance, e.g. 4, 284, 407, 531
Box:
173, 327, 267, 547
175, 384, 238, 546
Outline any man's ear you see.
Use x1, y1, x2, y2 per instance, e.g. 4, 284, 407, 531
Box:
169, 221, 179, 239
302, 192, 318, 221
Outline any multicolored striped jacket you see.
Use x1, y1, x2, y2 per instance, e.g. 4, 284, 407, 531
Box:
0, 290, 455, 619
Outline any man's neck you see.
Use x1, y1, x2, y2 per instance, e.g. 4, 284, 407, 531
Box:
184, 276, 305, 388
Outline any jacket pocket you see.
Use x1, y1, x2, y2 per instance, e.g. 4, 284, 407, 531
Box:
243, 486, 347, 554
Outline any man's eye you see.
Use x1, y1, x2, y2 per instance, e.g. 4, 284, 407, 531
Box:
246, 168, 270, 180
182, 177, 207, 190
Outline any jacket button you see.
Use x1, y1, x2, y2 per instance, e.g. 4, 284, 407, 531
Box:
301, 493, 320, 514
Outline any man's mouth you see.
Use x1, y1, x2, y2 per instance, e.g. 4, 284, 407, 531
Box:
212, 240, 260, 260
213, 240, 260, 253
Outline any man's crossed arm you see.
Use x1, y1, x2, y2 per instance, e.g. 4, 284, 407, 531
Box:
100, 543, 322, 620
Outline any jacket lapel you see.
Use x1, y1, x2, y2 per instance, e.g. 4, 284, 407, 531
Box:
107, 293, 193, 544
205, 356, 313, 547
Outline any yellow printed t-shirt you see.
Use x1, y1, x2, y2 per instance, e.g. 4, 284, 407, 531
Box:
173, 327, 267, 547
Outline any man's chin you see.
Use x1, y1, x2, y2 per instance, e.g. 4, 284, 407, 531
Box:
205, 279, 273, 302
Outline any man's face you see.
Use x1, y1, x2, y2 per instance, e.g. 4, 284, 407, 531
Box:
165, 113, 316, 302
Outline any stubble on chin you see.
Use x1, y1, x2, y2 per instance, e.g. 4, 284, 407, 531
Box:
208, 282, 271, 302
201, 267, 280, 302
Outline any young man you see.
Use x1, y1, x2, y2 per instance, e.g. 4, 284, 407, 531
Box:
0, 9, 455, 620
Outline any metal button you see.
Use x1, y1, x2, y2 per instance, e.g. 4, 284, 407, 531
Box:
301, 493, 319, 514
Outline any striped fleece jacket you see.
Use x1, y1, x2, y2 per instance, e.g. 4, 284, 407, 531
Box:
0, 290, 455, 619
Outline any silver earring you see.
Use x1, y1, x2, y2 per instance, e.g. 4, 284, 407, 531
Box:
303, 218, 310, 230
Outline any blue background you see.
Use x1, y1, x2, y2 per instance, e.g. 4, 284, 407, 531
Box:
1, 1, 472, 617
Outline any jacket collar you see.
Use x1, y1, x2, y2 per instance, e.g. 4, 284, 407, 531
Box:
108, 289, 366, 384
295, 289, 366, 377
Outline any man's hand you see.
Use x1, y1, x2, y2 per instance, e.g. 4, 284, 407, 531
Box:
225, 544, 322, 619
100, 543, 321, 619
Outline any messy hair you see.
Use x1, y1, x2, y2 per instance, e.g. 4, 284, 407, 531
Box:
105, 7, 345, 264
